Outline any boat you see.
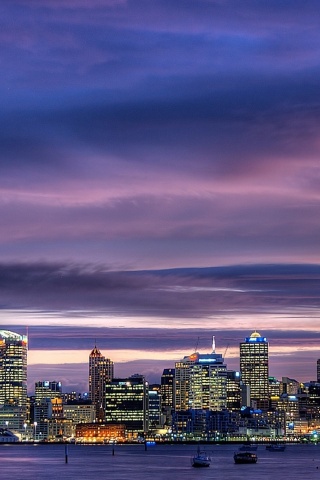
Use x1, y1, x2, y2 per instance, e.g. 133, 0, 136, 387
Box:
234, 451, 258, 464
238, 442, 258, 451
266, 443, 286, 452
191, 445, 211, 467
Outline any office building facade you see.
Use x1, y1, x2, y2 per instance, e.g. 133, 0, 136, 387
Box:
240, 331, 269, 410
0, 330, 28, 431
89, 345, 114, 421
105, 375, 149, 438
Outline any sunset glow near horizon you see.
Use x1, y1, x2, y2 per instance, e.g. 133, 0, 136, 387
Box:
1, 1, 320, 392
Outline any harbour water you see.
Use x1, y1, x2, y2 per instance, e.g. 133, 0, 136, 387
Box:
1, 443, 320, 480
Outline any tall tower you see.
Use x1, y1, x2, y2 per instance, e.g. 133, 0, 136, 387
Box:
240, 331, 269, 410
160, 368, 175, 411
89, 345, 114, 421
317, 359, 320, 383
175, 354, 197, 411
0, 330, 28, 431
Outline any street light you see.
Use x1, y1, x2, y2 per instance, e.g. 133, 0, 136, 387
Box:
34, 422, 37, 441
5, 421, 8, 430
23, 423, 27, 441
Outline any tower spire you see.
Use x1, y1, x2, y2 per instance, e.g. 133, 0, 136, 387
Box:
212, 335, 216, 353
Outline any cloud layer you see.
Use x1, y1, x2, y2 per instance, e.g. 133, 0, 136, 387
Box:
1, 1, 320, 390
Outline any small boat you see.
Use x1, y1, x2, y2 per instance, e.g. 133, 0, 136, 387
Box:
266, 443, 286, 452
191, 445, 211, 467
238, 442, 258, 451
234, 451, 258, 464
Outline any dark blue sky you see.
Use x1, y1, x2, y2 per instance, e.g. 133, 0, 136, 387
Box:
1, 1, 320, 391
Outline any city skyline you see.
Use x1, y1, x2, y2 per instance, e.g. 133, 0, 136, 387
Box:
4, 325, 319, 394
1, 1, 320, 391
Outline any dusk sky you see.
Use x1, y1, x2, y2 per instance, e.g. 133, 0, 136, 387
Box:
1, 0, 320, 393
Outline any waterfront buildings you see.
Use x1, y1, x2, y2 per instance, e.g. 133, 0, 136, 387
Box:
175, 337, 228, 412
160, 368, 175, 411
105, 375, 149, 438
35, 381, 62, 402
89, 345, 114, 421
148, 388, 162, 430
76, 423, 126, 442
240, 331, 269, 410
188, 338, 228, 411
226, 370, 241, 412
63, 403, 96, 425
160, 368, 175, 426
0, 330, 28, 431
175, 354, 195, 411
3, 326, 320, 442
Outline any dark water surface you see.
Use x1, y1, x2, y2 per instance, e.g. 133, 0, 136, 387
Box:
1, 443, 319, 479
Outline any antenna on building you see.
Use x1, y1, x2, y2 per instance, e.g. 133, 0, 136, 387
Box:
194, 337, 200, 352
223, 344, 229, 361
212, 336, 216, 353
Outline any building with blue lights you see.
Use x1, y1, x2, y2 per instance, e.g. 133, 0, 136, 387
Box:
240, 331, 269, 410
176, 337, 227, 412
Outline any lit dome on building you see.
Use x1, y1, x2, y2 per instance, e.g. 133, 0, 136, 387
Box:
250, 331, 261, 338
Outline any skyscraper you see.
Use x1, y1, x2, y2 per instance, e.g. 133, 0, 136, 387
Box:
188, 338, 227, 411
175, 354, 197, 411
0, 330, 28, 431
175, 337, 227, 412
105, 374, 149, 439
160, 368, 175, 411
240, 331, 269, 410
89, 345, 114, 421
317, 359, 320, 383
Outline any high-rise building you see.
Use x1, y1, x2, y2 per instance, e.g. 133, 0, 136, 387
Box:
240, 331, 269, 410
317, 359, 320, 383
175, 337, 227, 412
148, 389, 162, 430
281, 376, 300, 395
89, 345, 114, 421
188, 338, 227, 411
105, 374, 149, 439
160, 368, 175, 411
175, 354, 197, 411
226, 370, 241, 412
35, 381, 62, 402
0, 330, 28, 431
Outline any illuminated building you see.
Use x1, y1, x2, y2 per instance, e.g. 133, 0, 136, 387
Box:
76, 423, 126, 443
161, 368, 175, 425
63, 403, 96, 425
34, 398, 52, 440
175, 354, 197, 411
105, 375, 149, 439
0, 330, 28, 431
317, 359, 320, 383
35, 381, 62, 402
188, 338, 227, 411
175, 337, 227, 412
160, 368, 175, 411
33, 381, 63, 440
89, 345, 114, 421
148, 389, 162, 430
226, 370, 241, 411
240, 331, 269, 410
281, 376, 300, 395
